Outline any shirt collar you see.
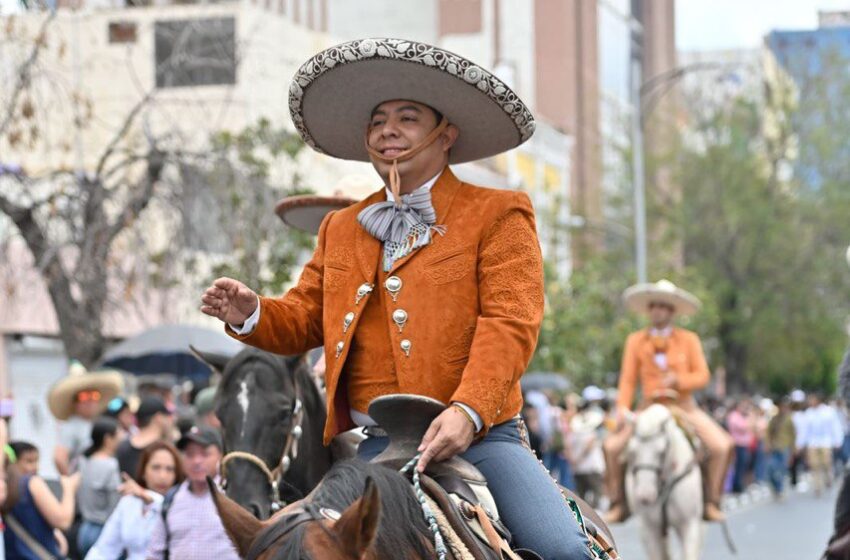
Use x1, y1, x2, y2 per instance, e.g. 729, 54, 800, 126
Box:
649, 326, 673, 337
385, 171, 442, 203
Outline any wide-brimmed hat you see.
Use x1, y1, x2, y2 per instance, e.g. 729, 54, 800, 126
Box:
47, 361, 124, 421
623, 279, 701, 316
275, 195, 357, 235
289, 38, 535, 164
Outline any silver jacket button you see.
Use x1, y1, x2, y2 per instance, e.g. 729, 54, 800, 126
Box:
355, 283, 373, 305
335, 341, 344, 358
392, 309, 408, 332
343, 312, 355, 332
400, 339, 412, 357
385, 276, 403, 301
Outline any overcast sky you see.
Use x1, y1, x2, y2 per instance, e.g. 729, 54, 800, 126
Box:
677, 0, 850, 52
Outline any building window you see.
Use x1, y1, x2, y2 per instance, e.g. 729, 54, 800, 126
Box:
154, 17, 237, 89
108, 22, 138, 44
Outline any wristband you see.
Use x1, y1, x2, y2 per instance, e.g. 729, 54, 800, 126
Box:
451, 403, 477, 431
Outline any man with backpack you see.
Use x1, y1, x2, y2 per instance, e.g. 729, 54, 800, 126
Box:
145, 426, 237, 560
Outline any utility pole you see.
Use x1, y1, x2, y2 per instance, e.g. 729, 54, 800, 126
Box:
630, 14, 648, 284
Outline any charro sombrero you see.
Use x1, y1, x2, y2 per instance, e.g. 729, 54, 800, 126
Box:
289, 38, 535, 164
47, 361, 124, 421
275, 195, 357, 235
623, 279, 701, 317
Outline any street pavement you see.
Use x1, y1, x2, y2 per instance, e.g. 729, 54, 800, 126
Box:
609, 484, 838, 559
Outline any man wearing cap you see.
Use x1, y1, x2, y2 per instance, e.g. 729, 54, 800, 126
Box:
603, 280, 734, 523
116, 396, 174, 477
201, 38, 592, 558
146, 426, 238, 560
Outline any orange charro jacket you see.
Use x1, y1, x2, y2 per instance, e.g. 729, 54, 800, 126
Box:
226, 167, 544, 445
616, 327, 711, 410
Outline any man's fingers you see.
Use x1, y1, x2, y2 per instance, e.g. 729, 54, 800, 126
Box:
201, 294, 223, 307
200, 305, 223, 317
419, 418, 442, 452
213, 277, 240, 293
417, 437, 447, 473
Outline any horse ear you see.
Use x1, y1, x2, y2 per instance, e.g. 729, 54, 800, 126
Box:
207, 477, 264, 557
190, 345, 231, 377
333, 476, 381, 558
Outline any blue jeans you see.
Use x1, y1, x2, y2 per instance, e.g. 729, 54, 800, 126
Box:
732, 445, 751, 493
358, 419, 593, 560
77, 519, 105, 557
544, 451, 576, 490
767, 449, 790, 494
753, 441, 767, 483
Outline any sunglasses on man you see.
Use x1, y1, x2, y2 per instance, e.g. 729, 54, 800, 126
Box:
75, 390, 102, 403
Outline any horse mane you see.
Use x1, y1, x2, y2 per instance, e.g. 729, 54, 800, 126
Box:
269, 460, 433, 560
635, 404, 672, 437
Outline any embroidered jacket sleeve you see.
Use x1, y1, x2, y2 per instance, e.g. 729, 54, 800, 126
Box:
676, 332, 710, 392
450, 193, 544, 430
225, 212, 332, 353
616, 333, 640, 410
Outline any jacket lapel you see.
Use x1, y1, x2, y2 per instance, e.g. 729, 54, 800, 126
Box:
387, 166, 462, 275
355, 190, 385, 282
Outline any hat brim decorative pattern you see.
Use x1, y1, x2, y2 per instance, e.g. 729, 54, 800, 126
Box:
275, 195, 358, 235
623, 281, 702, 317
289, 38, 535, 164
47, 371, 124, 421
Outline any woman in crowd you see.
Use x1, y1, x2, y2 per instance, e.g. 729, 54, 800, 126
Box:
76, 416, 123, 557
3, 443, 81, 559
86, 441, 184, 560
727, 398, 756, 493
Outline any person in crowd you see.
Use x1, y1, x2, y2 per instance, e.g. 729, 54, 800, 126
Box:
765, 397, 797, 500
76, 416, 123, 557
105, 397, 137, 436
520, 403, 544, 458
752, 401, 770, 485
48, 362, 123, 476
116, 397, 173, 479
525, 390, 555, 462
3, 442, 81, 559
727, 398, 756, 493
790, 390, 810, 490
146, 426, 238, 560
545, 393, 574, 489
6, 445, 37, 479
568, 386, 607, 508
192, 388, 221, 430
805, 393, 845, 497
86, 441, 184, 560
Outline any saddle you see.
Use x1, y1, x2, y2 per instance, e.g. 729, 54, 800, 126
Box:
368, 395, 617, 560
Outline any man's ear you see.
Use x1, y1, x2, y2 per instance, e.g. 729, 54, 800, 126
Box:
440, 124, 459, 153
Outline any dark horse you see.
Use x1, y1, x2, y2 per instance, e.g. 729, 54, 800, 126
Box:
196, 347, 332, 519
210, 460, 435, 560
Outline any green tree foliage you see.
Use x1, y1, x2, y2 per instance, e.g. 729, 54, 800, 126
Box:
198, 118, 315, 296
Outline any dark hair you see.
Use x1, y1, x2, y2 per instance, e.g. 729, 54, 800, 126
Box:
135, 441, 185, 489
9, 441, 38, 461
84, 416, 120, 457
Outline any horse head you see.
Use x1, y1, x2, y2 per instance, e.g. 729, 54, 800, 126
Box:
627, 404, 677, 507
195, 347, 317, 519
209, 473, 382, 560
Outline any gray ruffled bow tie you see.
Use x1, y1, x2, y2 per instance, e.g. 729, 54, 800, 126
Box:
357, 187, 443, 270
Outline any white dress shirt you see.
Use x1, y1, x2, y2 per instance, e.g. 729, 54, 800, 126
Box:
229, 172, 483, 432
650, 326, 673, 370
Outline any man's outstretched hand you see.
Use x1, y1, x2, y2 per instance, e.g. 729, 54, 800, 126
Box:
200, 277, 259, 326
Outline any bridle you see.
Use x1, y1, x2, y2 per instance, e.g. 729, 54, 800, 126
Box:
220, 374, 306, 513
628, 416, 698, 536
244, 503, 340, 560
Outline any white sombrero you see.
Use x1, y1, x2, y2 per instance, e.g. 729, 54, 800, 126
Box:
289, 38, 535, 164
623, 279, 701, 316
47, 361, 124, 421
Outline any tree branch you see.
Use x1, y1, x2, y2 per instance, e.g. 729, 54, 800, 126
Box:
94, 92, 154, 178
0, 12, 56, 138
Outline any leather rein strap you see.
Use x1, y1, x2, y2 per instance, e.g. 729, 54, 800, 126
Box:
220, 373, 305, 511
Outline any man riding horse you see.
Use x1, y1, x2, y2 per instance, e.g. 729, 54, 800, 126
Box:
201, 38, 593, 559
603, 279, 734, 524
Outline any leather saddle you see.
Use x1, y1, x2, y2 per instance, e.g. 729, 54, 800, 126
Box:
369, 394, 586, 560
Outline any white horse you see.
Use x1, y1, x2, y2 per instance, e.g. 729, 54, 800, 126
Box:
626, 404, 704, 560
